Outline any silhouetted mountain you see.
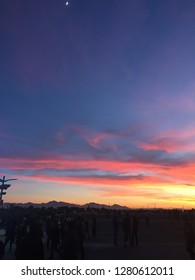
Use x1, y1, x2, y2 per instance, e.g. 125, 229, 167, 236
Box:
82, 202, 108, 209
110, 204, 129, 210
3, 201, 129, 210
82, 202, 129, 210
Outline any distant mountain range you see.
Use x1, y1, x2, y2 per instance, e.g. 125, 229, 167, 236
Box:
3, 200, 130, 210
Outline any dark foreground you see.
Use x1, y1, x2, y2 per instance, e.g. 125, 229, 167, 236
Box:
0, 206, 194, 260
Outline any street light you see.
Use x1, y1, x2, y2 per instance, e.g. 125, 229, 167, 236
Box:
0, 176, 17, 205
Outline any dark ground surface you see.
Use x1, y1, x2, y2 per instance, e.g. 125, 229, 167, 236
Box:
0, 216, 192, 260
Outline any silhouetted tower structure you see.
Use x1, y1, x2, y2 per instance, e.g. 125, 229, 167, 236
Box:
0, 176, 17, 205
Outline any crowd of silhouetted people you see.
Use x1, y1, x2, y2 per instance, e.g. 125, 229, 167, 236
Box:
0, 206, 100, 260
0, 206, 195, 260
0, 212, 91, 259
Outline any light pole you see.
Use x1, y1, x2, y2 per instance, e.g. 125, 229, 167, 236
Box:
0, 176, 17, 205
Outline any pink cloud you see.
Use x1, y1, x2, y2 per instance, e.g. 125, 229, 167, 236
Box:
139, 127, 195, 152
64, 124, 120, 150
0, 153, 188, 186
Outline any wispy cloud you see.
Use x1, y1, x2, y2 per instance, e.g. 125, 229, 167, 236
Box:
139, 127, 195, 153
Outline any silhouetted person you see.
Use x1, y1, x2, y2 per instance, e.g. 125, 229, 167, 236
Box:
131, 215, 139, 246
75, 216, 85, 259
0, 240, 5, 259
84, 218, 90, 240
4, 217, 16, 252
122, 213, 131, 247
15, 218, 28, 246
112, 211, 119, 245
46, 219, 60, 259
184, 218, 195, 259
91, 216, 97, 240
60, 218, 79, 259
15, 221, 44, 260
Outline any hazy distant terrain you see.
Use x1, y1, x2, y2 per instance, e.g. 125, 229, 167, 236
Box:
2, 201, 130, 210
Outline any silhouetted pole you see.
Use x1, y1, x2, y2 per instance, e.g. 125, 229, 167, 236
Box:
0, 176, 17, 205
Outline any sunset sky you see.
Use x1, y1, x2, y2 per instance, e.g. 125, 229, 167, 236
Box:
1, 0, 195, 208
